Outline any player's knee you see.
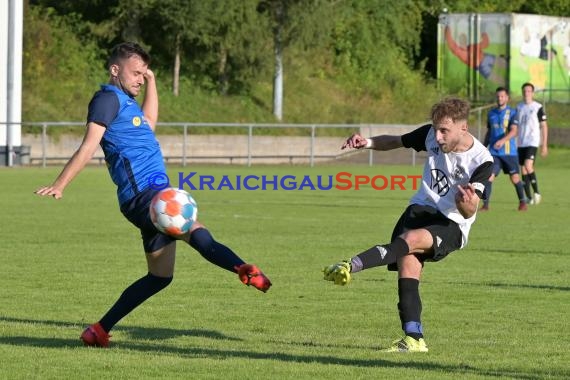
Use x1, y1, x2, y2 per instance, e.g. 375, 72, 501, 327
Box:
149, 273, 173, 292
398, 256, 422, 278
400, 230, 430, 252
188, 227, 214, 252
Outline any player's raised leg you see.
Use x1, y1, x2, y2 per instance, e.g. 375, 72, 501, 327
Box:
323, 236, 412, 285
182, 221, 272, 292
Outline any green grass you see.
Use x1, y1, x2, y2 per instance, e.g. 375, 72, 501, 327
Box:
1, 152, 569, 379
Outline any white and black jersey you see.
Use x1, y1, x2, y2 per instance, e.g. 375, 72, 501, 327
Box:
514, 101, 547, 148
401, 124, 493, 248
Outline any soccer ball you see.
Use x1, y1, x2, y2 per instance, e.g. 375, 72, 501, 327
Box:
150, 187, 198, 236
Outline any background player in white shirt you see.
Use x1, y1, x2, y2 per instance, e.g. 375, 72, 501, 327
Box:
515, 82, 548, 205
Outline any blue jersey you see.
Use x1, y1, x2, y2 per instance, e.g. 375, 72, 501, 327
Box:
486, 106, 517, 156
87, 84, 166, 205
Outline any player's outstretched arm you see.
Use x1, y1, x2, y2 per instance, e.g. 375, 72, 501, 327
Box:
34, 123, 106, 199
341, 133, 403, 151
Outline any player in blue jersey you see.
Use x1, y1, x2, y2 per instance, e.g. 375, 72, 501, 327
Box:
35, 42, 271, 347
481, 87, 527, 211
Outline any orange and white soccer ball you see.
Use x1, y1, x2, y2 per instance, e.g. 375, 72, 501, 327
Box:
150, 187, 198, 236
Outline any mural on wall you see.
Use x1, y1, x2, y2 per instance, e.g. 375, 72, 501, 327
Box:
511, 14, 569, 99
439, 13, 570, 102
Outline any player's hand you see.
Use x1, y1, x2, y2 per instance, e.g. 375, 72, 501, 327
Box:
493, 139, 505, 149
455, 183, 476, 203
341, 134, 368, 150
540, 146, 548, 158
34, 186, 63, 199
144, 69, 155, 82
455, 184, 479, 219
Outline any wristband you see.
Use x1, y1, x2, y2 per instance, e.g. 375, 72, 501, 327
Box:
365, 138, 373, 148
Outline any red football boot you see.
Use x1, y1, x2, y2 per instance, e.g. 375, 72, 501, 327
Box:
80, 322, 111, 347
235, 264, 272, 293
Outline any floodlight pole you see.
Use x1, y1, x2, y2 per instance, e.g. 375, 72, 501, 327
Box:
6, 0, 15, 166
4, 0, 23, 167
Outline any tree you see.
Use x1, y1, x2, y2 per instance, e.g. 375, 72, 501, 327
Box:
148, 0, 202, 96
192, 0, 270, 95
258, 0, 335, 120
330, 1, 425, 92
139, 1, 269, 96
22, 4, 105, 120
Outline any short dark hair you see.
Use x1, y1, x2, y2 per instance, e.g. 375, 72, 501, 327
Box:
495, 86, 509, 95
431, 97, 470, 125
521, 82, 534, 91
106, 42, 151, 69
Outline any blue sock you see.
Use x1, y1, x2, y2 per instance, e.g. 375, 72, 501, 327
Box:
515, 181, 526, 202
403, 321, 424, 340
188, 228, 245, 273
99, 273, 172, 332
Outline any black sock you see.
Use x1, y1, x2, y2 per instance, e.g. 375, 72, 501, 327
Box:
529, 172, 539, 194
99, 273, 172, 332
350, 237, 409, 273
398, 278, 423, 340
522, 174, 532, 199
188, 228, 245, 273
515, 181, 526, 202
483, 181, 493, 207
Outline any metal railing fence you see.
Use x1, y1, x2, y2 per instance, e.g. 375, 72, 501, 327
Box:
1, 104, 492, 167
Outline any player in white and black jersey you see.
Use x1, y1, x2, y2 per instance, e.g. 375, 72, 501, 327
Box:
515, 82, 548, 205
323, 97, 493, 352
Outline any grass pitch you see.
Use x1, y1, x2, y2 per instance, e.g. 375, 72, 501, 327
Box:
1, 151, 569, 379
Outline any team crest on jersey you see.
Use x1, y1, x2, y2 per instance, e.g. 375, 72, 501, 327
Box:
132, 116, 142, 127
430, 169, 450, 196
452, 166, 466, 180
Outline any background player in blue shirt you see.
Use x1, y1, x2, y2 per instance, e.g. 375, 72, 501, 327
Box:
35, 42, 271, 347
482, 87, 527, 211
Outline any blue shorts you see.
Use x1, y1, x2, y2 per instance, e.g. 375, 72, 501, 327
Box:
492, 155, 520, 176
120, 187, 176, 253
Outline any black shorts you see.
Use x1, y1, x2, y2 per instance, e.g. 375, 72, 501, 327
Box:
492, 155, 520, 176
120, 187, 176, 253
517, 147, 537, 166
387, 204, 462, 271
